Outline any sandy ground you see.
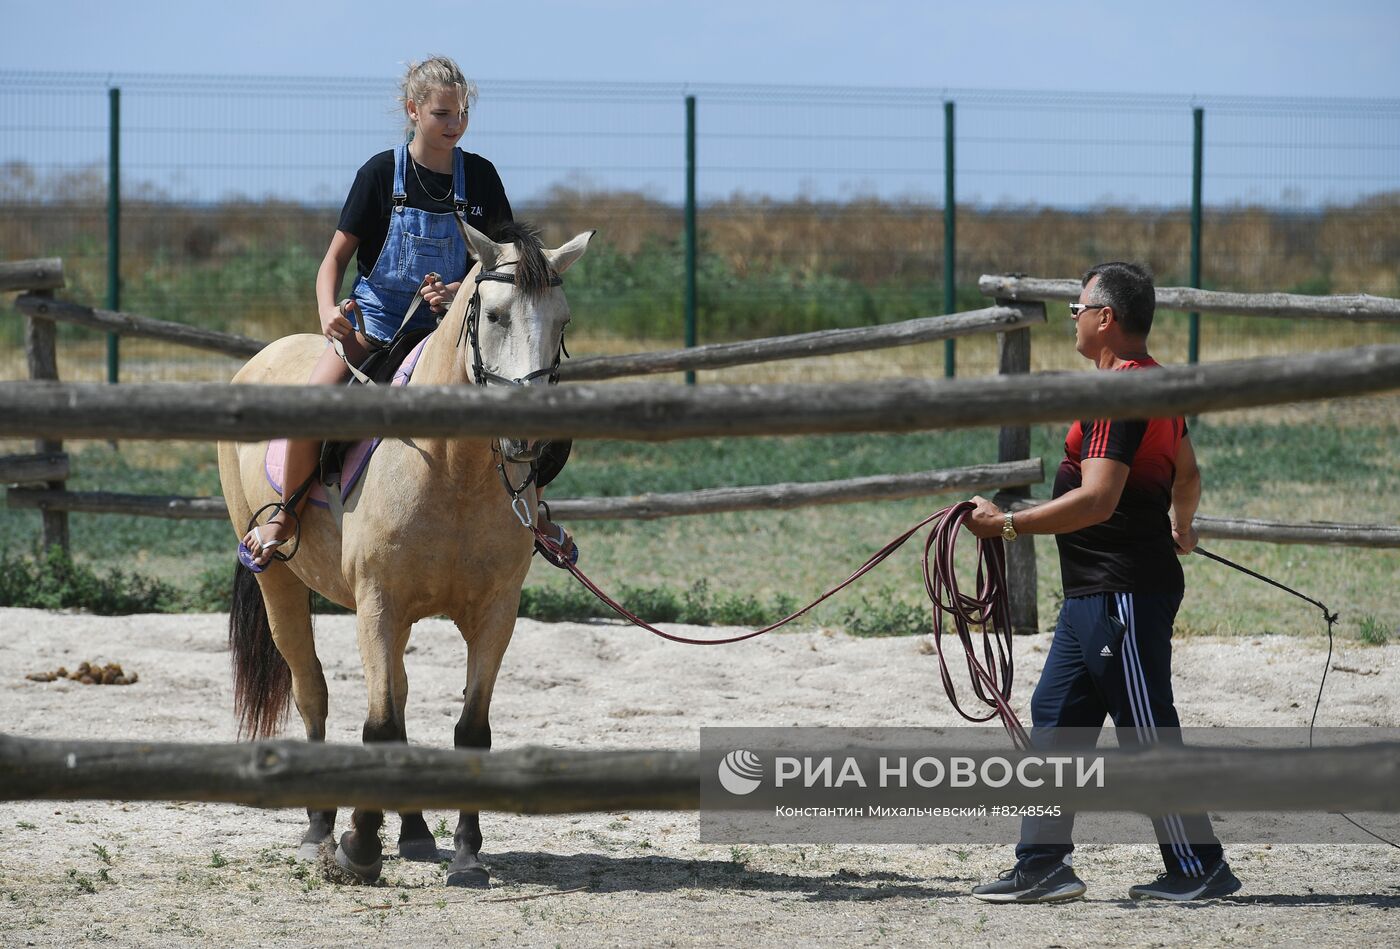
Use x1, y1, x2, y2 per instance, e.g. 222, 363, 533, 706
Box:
1, 607, 1398, 948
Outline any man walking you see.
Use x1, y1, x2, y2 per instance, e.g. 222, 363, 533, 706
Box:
963, 261, 1240, 903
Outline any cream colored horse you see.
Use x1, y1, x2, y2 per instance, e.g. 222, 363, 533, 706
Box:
217, 220, 593, 886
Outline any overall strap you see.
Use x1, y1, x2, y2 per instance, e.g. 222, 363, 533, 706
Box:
452, 147, 469, 214
391, 143, 408, 211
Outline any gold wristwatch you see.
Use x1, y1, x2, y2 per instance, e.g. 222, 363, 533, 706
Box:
1001, 512, 1018, 542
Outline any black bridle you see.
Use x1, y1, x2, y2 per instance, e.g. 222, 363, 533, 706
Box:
460, 266, 567, 388
456, 258, 569, 527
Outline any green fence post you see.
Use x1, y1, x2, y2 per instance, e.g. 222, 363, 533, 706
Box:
107, 86, 120, 384
943, 100, 956, 378
1189, 106, 1203, 364
684, 94, 697, 386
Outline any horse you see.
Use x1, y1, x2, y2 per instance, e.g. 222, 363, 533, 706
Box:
217, 219, 594, 886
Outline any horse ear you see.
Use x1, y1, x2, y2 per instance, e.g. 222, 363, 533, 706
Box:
460, 217, 504, 271
545, 229, 596, 276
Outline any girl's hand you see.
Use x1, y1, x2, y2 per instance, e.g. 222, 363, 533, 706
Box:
321, 300, 356, 342
423, 275, 459, 313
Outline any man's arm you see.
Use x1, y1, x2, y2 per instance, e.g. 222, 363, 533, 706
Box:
966, 457, 1129, 539
1170, 433, 1201, 554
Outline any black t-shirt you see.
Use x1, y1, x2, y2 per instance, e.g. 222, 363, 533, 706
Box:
1053, 359, 1188, 597
336, 149, 513, 279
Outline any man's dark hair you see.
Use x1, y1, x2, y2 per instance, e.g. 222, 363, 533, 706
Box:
1082, 261, 1156, 337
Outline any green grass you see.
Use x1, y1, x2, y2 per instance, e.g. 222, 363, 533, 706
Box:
1, 403, 1397, 636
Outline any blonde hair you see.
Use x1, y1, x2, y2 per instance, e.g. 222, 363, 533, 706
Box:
399, 56, 478, 135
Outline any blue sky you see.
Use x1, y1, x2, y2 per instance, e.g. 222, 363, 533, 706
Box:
4, 1, 1398, 209
5, 0, 1399, 97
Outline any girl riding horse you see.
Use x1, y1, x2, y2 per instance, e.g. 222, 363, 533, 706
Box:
239, 55, 575, 569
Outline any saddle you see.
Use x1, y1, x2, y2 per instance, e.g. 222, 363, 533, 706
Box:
355, 326, 435, 386
319, 326, 435, 475
264, 325, 573, 507
263, 331, 434, 509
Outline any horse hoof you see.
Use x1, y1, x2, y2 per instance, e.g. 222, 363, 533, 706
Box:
334, 841, 383, 883
296, 840, 327, 862
445, 863, 490, 888
398, 837, 441, 863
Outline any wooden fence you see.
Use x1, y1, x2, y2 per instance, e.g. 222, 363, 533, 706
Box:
979, 275, 1400, 321
6, 459, 1045, 523
1, 257, 1048, 631
5, 261, 1400, 824
4, 732, 1400, 815
6, 259, 1400, 636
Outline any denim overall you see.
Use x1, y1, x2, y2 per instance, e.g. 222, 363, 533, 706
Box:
351, 144, 470, 345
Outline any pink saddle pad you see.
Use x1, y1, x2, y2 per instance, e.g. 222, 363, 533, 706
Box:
263, 336, 431, 507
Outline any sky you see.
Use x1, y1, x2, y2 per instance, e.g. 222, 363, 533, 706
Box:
4, 0, 1399, 98
3, 1, 1398, 209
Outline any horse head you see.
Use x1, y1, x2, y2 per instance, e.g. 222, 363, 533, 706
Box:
457, 220, 594, 463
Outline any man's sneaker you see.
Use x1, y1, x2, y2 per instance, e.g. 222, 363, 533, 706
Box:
1129, 859, 1241, 901
971, 862, 1087, 903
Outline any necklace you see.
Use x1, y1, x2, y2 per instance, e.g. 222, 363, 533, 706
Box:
410, 152, 454, 203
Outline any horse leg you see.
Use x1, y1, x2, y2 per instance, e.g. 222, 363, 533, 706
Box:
334, 606, 410, 884
391, 654, 440, 862
447, 612, 513, 887
256, 566, 337, 861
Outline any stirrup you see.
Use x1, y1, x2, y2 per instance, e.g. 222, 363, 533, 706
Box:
238, 501, 302, 573
533, 522, 579, 569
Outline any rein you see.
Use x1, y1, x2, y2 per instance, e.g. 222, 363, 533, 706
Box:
530, 502, 1031, 748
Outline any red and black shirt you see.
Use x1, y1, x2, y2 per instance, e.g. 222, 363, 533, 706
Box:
1053, 357, 1187, 597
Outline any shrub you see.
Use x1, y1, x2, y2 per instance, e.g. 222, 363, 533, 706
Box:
0, 547, 177, 615
518, 584, 610, 623
517, 578, 799, 629
841, 588, 930, 637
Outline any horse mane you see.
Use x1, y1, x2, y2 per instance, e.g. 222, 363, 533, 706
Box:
489, 220, 554, 296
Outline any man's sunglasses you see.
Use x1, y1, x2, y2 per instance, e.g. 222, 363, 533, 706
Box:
1068, 303, 1109, 319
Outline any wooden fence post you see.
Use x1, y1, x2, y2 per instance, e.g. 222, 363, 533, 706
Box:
996, 298, 1040, 634
24, 288, 69, 554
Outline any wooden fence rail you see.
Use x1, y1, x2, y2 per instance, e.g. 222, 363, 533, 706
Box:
0, 452, 69, 484
7, 460, 1045, 523
13, 294, 264, 359
998, 499, 1400, 549
14, 481, 1397, 547
3, 344, 1398, 442
0, 258, 64, 293
1192, 515, 1400, 548
978, 275, 1400, 322
6, 489, 229, 520
4, 733, 1400, 814
560, 304, 1044, 381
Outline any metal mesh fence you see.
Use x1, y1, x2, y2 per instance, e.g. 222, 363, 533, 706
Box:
2, 71, 1397, 384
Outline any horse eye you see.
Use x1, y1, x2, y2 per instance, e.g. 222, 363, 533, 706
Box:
485, 308, 502, 324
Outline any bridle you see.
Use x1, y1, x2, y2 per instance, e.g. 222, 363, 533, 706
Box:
459, 264, 567, 388
455, 252, 569, 529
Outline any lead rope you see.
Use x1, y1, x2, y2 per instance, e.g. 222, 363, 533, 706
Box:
1195, 545, 1398, 849
531, 501, 1029, 746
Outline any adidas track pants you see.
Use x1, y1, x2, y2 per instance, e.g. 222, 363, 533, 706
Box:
1015, 590, 1225, 876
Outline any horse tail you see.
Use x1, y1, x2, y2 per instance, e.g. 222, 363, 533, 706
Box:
228, 562, 292, 740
